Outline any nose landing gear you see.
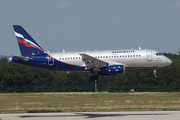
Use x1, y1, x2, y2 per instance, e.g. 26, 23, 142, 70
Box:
154, 67, 158, 78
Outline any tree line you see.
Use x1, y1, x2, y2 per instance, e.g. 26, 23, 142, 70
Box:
0, 53, 180, 92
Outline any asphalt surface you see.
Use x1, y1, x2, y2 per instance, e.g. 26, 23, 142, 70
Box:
0, 111, 179, 120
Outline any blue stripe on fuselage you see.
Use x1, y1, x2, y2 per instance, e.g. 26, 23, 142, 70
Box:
11, 54, 86, 71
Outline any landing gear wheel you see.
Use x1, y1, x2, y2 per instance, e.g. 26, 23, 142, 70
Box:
154, 75, 157, 78
154, 68, 157, 78
90, 75, 99, 82
94, 75, 99, 80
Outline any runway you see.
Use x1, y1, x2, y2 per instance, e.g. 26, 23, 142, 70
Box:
0, 111, 179, 120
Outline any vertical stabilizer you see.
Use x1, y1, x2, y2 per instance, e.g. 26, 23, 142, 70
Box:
13, 25, 44, 55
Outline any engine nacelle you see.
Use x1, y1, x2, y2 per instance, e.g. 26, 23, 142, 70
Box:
99, 65, 125, 76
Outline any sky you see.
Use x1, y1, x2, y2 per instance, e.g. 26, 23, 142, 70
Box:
0, 0, 180, 55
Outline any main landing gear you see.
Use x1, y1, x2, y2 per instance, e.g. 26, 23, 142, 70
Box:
90, 71, 99, 82
90, 71, 99, 92
90, 75, 99, 82
154, 67, 157, 78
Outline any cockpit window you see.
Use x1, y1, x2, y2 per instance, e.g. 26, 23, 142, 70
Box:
156, 53, 163, 56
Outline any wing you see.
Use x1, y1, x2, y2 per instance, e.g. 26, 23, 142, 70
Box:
79, 53, 109, 69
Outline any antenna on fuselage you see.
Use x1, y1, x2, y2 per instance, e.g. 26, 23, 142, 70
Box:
138, 47, 141, 49
63, 50, 65, 52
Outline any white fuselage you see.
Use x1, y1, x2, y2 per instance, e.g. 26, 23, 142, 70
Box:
49, 49, 172, 69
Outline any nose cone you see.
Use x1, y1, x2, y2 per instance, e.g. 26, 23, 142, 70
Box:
166, 58, 172, 65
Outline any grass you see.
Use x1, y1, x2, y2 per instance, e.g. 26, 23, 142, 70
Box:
0, 92, 180, 113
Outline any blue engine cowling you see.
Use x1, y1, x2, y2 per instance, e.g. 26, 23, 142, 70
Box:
99, 65, 125, 76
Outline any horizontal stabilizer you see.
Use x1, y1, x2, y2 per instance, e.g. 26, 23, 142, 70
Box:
14, 56, 33, 61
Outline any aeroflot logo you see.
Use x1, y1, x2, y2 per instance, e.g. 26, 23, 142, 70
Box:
111, 50, 135, 53
14, 32, 44, 52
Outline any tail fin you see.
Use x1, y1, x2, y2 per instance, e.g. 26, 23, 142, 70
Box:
13, 25, 44, 55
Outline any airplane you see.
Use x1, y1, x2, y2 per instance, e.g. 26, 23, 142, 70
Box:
9, 25, 172, 81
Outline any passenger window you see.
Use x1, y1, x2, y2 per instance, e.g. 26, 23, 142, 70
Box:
106, 56, 108, 58
136, 55, 138, 57
62, 58, 64, 60
59, 58, 61, 60
139, 55, 141, 57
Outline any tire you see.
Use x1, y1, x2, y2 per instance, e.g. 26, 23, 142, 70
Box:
94, 75, 99, 80
154, 75, 157, 78
90, 75, 99, 81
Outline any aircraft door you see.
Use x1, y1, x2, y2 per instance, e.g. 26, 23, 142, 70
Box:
48, 55, 54, 65
147, 51, 152, 61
